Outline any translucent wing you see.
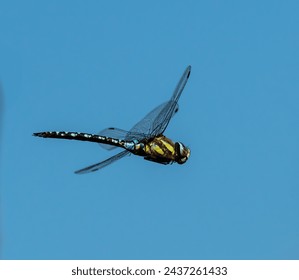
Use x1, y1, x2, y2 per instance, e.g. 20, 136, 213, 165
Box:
129, 65, 191, 138
150, 65, 191, 136
75, 150, 130, 174
127, 102, 176, 138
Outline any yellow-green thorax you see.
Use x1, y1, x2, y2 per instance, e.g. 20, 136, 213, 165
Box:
134, 135, 190, 165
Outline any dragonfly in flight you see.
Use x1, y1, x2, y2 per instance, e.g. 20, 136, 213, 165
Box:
33, 65, 192, 174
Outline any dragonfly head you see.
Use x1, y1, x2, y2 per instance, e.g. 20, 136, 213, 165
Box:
175, 142, 190, 164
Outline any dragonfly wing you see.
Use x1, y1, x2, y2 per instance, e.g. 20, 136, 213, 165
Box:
74, 150, 130, 174
170, 65, 191, 103
150, 65, 191, 136
128, 101, 179, 138
128, 102, 168, 137
129, 66, 190, 138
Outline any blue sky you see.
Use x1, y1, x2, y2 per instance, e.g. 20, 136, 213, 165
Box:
0, 1, 298, 259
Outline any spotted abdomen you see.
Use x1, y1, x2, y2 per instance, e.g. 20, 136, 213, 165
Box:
33, 131, 135, 150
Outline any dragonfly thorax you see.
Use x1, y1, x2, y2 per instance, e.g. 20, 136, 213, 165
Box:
133, 135, 189, 165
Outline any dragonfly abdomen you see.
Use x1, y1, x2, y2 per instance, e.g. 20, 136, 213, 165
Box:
33, 131, 135, 150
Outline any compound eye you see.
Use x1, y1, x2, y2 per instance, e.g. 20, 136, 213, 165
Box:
175, 142, 190, 164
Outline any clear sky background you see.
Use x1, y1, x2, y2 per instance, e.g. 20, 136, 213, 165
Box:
0, 1, 298, 260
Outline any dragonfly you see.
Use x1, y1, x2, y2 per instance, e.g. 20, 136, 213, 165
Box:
33, 65, 191, 174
